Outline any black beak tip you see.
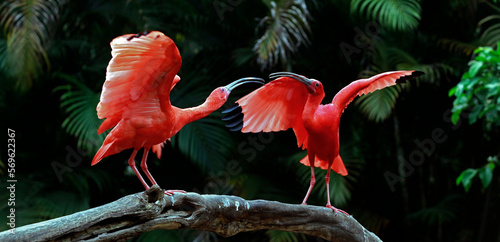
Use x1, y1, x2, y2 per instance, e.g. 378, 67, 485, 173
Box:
396, 70, 425, 84
413, 71, 425, 77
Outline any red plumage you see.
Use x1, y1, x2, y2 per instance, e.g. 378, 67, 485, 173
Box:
223, 70, 423, 213
92, 31, 264, 194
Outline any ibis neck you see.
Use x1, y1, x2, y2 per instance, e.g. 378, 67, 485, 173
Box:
302, 93, 325, 128
178, 92, 225, 124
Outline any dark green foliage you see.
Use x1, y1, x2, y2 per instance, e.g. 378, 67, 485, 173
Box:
1, 0, 500, 241
456, 156, 498, 192
350, 0, 422, 31
449, 43, 500, 131
254, 0, 312, 70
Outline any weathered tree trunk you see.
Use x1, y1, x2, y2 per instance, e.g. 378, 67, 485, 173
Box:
0, 185, 382, 241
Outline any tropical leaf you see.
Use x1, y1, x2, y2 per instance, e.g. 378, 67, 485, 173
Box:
478, 1, 500, 46
0, 171, 99, 229
371, 41, 454, 84
55, 73, 104, 154
350, 0, 422, 31
254, 0, 311, 70
32, 191, 90, 219
355, 86, 402, 123
355, 40, 450, 122
0, 0, 65, 91
0, 38, 6, 73
174, 118, 234, 174
437, 38, 478, 56
406, 195, 461, 225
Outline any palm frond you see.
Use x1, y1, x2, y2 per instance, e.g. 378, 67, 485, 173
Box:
350, 0, 422, 31
437, 38, 477, 56
478, 1, 500, 46
55, 73, 104, 154
0, 38, 7, 73
382, 45, 457, 84
254, 0, 311, 70
0, 0, 65, 90
0, 171, 96, 228
32, 191, 90, 219
406, 194, 461, 225
355, 86, 402, 123
357, 40, 453, 122
174, 117, 234, 174
353, 65, 404, 123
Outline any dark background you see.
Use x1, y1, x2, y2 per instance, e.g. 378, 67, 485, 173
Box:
0, 0, 499, 241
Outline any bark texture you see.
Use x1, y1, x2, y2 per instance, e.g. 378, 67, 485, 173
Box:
0, 185, 382, 241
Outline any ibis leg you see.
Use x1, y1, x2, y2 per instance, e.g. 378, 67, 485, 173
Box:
128, 149, 150, 190
301, 153, 316, 205
325, 157, 349, 215
140, 148, 157, 185
140, 148, 185, 196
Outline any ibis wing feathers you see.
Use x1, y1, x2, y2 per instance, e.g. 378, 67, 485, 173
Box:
331, 70, 422, 115
236, 78, 309, 148
152, 141, 166, 159
96, 31, 182, 132
299, 154, 348, 175
170, 75, 181, 91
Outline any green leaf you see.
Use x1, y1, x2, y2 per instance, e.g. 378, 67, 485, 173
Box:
478, 163, 494, 189
450, 42, 500, 130
0, 0, 64, 91
351, 0, 422, 31
451, 110, 461, 125
355, 86, 401, 122
174, 116, 234, 174
468, 104, 483, 124
468, 61, 484, 78
254, 0, 311, 69
448, 86, 457, 97
456, 168, 478, 192
407, 195, 460, 225
55, 75, 104, 154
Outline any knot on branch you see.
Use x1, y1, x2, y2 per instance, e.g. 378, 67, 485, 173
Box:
143, 185, 164, 203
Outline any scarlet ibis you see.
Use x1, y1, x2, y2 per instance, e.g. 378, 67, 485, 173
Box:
223, 70, 423, 213
91, 31, 264, 195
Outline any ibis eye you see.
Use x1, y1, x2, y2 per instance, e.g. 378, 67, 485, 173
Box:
315, 83, 319, 87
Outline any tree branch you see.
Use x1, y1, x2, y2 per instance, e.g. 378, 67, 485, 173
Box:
0, 185, 381, 241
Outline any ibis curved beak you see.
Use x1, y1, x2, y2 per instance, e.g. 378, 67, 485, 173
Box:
224, 77, 265, 92
269, 72, 312, 86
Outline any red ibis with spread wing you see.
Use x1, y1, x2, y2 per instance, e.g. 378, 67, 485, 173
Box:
91, 31, 264, 195
223, 71, 423, 213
